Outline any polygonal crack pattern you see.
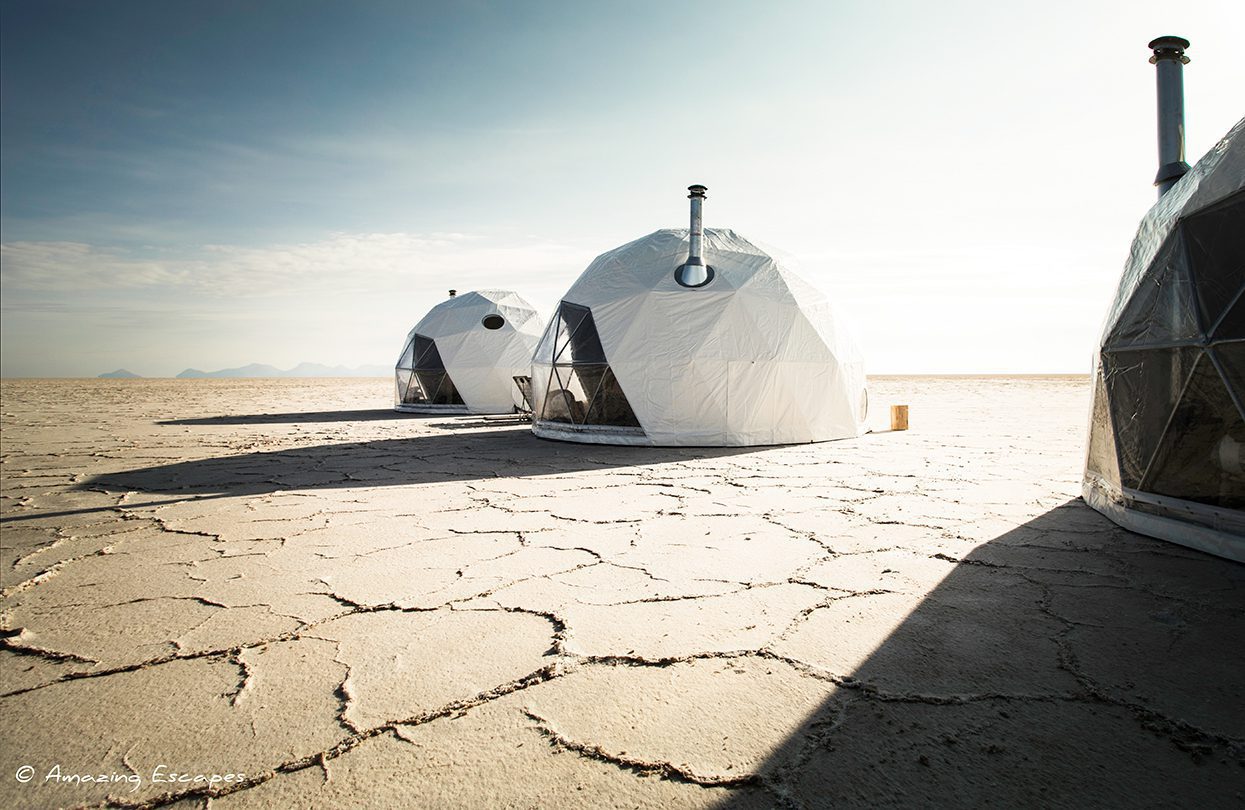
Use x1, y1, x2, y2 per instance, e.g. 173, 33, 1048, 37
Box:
1, 376, 1242, 808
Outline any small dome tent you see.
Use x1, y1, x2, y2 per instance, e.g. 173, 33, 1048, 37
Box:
1083, 117, 1245, 561
395, 290, 543, 414
530, 186, 866, 446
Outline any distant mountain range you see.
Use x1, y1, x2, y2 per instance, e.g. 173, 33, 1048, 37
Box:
175, 362, 391, 379
96, 363, 390, 379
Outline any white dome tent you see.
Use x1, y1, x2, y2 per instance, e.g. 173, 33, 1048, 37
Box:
530, 185, 867, 446
395, 290, 543, 414
1083, 38, 1244, 562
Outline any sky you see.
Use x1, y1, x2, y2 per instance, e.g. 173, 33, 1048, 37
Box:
1, 0, 1242, 377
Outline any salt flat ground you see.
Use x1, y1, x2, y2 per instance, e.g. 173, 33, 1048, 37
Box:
1, 376, 1242, 809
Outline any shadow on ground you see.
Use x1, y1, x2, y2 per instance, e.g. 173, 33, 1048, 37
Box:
718, 500, 1245, 807
79, 426, 755, 499
160, 409, 415, 425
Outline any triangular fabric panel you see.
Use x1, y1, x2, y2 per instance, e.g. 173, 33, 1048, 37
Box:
1104, 230, 1203, 349
1143, 351, 1245, 508
1184, 189, 1245, 333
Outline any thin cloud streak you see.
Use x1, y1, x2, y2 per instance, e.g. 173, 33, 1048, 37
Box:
0, 228, 1110, 378
0, 231, 591, 377
2, 233, 589, 297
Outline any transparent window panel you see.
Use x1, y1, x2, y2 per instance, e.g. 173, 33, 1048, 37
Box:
412, 335, 444, 371
555, 302, 606, 364
1102, 347, 1202, 489
573, 364, 608, 414
538, 303, 641, 429
1143, 351, 1245, 508
1085, 368, 1121, 486
397, 336, 416, 370
540, 365, 589, 423
428, 372, 447, 404
1212, 293, 1244, 342
548, 316, 571, 364
1212, 342, 1245, 417
401, 370, 427, 404
559, 303, 592, 343
1185, 189, 1245, 334
415, 371, 464, 405
513, 375, 534, 411
581, 366, 642, 427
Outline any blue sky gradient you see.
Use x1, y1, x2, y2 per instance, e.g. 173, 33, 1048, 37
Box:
2, 0, 1242, 376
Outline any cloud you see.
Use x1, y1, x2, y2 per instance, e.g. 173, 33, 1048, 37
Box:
1, 231, 595, 376
1, 228, 1108, 376
0, 242, 191, 290
1, 232, 589, 299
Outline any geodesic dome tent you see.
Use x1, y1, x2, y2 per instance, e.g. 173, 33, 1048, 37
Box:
530, 224, 867, 446
395, 290, 543, 414
1083, 117, 1245, 562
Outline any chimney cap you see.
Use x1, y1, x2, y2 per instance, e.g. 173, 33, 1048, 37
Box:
1149, 36, 1190, 64
448, 289, 457, 297
1148, 35, 1190, 50
687, 184, 708, 198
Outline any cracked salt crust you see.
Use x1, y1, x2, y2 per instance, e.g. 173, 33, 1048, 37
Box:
1, 376, 1242, 808
521, 656, 838, 782
313, 608, 558, 731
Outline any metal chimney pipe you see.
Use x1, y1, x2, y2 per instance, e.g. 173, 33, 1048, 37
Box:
1149, 36, 1191, 197
675, 185, 713, 287
448, 289, 457, 298
687, 184, 706, 265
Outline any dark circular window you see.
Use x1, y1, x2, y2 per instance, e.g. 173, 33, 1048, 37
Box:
482, 314, 505, 330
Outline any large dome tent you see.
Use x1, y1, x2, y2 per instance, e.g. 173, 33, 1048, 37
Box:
395, 289, 543, 414
530, 185, 867, 446
1083, 37, 1244, 562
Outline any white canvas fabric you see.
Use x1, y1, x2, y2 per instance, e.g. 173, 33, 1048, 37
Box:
531, 228, 866, 446
395, 290, 543, 414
